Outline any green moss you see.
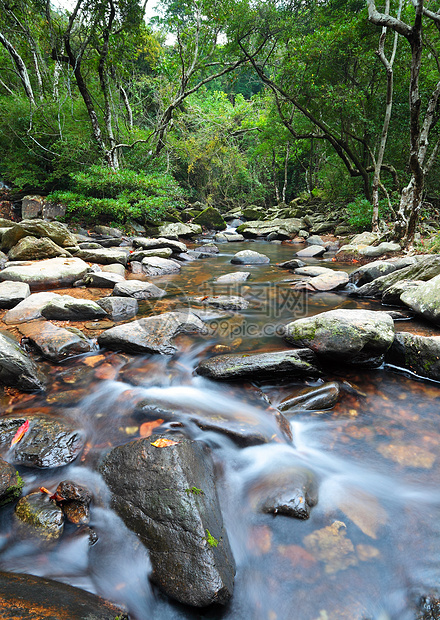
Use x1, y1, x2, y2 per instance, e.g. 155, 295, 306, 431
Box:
0, 471, 24, 507
205, 529, 219, 547
185, 487, 204, 495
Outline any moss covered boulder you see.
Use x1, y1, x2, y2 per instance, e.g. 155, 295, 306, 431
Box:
14, 492, 64, 541
400, 273, 440, 325
385, 332, 440, 381
0, 458, 23, 506
193, 207, 226, 231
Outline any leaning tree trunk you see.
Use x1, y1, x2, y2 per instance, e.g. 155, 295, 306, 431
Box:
394, 172, 423, 244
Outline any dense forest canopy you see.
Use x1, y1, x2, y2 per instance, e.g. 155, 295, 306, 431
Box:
1, 0, 440, 243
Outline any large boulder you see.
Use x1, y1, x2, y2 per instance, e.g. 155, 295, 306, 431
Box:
97, 296, 138, 321
132, 236, 187, 253
98, 311, 205, 354
192, 295, 249, 310
18, 320, 94, 362
0, 571, 129, 619
193, 207, 227, 230
0, 333, 45, 391
381, 279, 424, 306
0, 413, 85, 468
349, 258, 417, 286
1, 219, 77, 251
294, 270, 349, 292
40, 295, 108, 321
231, 250, 270, 265
159, 222, 202, 238
196, 349, 321, 380
385, 332, 440, 381
99, 436, 235, 607
3, 292, 59, 324
8, 236, 71, 261
400, 273, 440, 325
129, 248, 173, 261
283, 309, 395, 367
0, 257, 89, 289
236, 218, 303, 238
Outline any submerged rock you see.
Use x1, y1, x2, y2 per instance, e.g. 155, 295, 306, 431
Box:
385, 332, 440, 381
303, 520, 357, 574
0, 333, 45, 391
15, 492, 64, 541
214, 272, 250, 284
279, 381, 340, 412
192, 295, 249, 310
98, 311, 205, 354
283, 309, 395, 367
0, 413, 85, 468
99, 435, 235, 607
196, 349, 321, 380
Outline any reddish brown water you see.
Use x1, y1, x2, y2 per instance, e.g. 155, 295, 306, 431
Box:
0, 240, 439, 620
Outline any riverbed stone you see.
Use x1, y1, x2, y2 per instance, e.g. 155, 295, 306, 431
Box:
3, 291, 59, 324
214, 272, 250, 284
295, 245, 325, 258
8, 236, 71, 261
0, 257, 89, 289
349, 260, 409, 286
141, 256, 181, 276
236, 218, 303, 238
15, 492, 64, 541
101, 263, 126, 276
385, 332, 440, 381
296, 270, 349, 292
0, 280, 30, 308
231, 250, 270, 265
41, 295, 108, 320
381, 280, 424, 306
192, 295, 249, 310
83, 272, 125, 288
359, 242, 401, 258
0, 413, 85, 468
93, 225, 124, 238
278, 258, 306, 270
159, 222, 202, 238
98, 311, 205, 354
196, 349, 321, 380
400, 273, 440, 325
0, 333, 45, 391
129, 247, 173, 261
97, 296, 138, 321
303, 521, 357, 574
18, 320, 94, 362
0, 571, 129, 619
56, 480, 91, 524
0, 458, 23, 506
73, 247, 128, 266
1, 219, 78, 251
283, 309, 395, 366
279, 381, 340, 412
294, 266, 334, 277
99, 435, 235, 607
132, 236, 187, 254
193, 206, 226, 230
113, 280, 166, 299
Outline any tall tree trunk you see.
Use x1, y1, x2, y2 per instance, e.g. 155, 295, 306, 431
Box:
272, 150, 280, 202
0, 32, 35, 105
282, 143, 290, 203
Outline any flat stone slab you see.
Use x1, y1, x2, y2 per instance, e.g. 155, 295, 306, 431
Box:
132, 236, 187, 253
83, 272, 125, 288
3, 292, 59, 324
231, 250, 270, 265
113, 280, 166, 299
141, 256, 181, 276
0, 571, 128, 619
19, 320, 94, 362
1, 219, 78, 251
193, 295, 249, 310
73, 248, 128, 266
296, 245, 325, 258
159, 222, 202, 238
0, 257, 89, 289
99, 435, 235, 607
98, 311, 205, 354
0, 332, 45, 391
196, 349, 321, 380
303, 270, 349, 292
0, 281, 30, 308
41, 295, 108, 320
294, 266, 333, 277
129, 248, 173, 261
214, 272, 250, 284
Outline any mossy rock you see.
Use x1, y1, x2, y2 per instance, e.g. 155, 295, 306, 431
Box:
242, 207, 265, 220
0, 459, 23, 506
193, 207, 226, 231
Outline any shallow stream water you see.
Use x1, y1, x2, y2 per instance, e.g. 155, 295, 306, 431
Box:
1, 240, 440, 620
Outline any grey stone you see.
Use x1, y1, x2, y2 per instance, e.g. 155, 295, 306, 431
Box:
0, 281, 30, 308
307, 235, 325, 246
0, 257, 89, 289
193, 295, 249, 310
18, 320, 94, 362
0, 333, 45, 391
21, 195, 44, 219
277, 259, 306, 270
159, 222, 202, 238
3, 291, 59, 324
382, 280, 424, 306
295, 245, 325, 258
73, 248, 128, 266
83, 272, 125, 288
8, 236, 71, 261
400, 273, 440, 324
350, 260, 408, 286
113, 280, 166, 300
99, 436, 235, 607
231, 250, 269, 265
294, 266, 334, 277
1, 219, 77, 251
296, 270, 349, 292
385, 332, 440, 381
41, 295, 108, 320
359, 242, 401, 258
93, 225, 124, 238
97, 296, 138, 321
141, 256, 181, 276
132, 236, 187, 253
129, 247, 173, 261
214, 272, 250, 284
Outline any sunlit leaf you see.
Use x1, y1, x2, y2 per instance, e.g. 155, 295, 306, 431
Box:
10, 420, 29, 447
151, 438, 178, 447
140, 419, 164, 437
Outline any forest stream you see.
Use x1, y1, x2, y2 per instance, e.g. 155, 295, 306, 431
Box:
0, 239, 440, 620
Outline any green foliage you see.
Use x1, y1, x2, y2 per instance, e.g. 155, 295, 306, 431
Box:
205, 529, 219, 547
47, 166, 186, 226
185, 487, 204, 495
346, 197, 393, 231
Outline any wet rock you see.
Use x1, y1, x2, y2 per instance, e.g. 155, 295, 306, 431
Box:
83, 272, 125, 288
196, 349, 321, 380
101, 263, 126, 277
93, 225, 124, 237
236, 218, 303, 238
381, 279, 423, 305
0, 280, 30, 308
0, 332, 45, 391
303, 520, 357, 574
186, 249, 214, 259
215, 232, 245, 242
8, 236, 71, 261
193, 295, 249, 310
193, 206, 226, 230
196, 244, 219, 254
247, 467, 318, 519
159, 222, 202, 238
359, 241, 401, 258
1, 219, 78, 251
129, 247, 173, 261
132, 236, 187, 253
295, 245, 325, 258
277, 258, 306, 270
294, 266, 333, 277
400, 273, 440, 325
3, 291, 59, 324
417, 594, 440, 619
15, 492, 64, 541
0, 257, 89, 289
0, 571, 129, 619
279, 381, 340, 412
141, 256, 181, 276
0, 458, 23, 506
41, 295, 108, 321
355, 255, 440, 298
73, 247, 128, 266
385, 332, 440, 381
231, 250, 270, 265
97, 296, 138, 321
56, 480, 91, 524
0, 413, 85, 468
18, 320, 94, 362
98, 311, 205, 354
349, 260, 404, 286
99, 435, 235, 607
284, 309, 395, 367
112, 280, 166, 299
295, 270, 349, 292
214, 272, 250, 284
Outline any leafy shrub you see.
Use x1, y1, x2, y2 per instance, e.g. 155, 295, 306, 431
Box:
346, 197, 393, 232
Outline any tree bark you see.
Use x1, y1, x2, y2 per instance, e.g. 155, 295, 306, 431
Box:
0, 31, 35, 105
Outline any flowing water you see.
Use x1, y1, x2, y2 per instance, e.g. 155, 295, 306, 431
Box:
1, 241, 440, 620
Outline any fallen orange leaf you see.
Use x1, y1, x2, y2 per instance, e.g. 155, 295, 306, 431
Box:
140, 419, 164, 438
10, 420, 29, 447
151, 438, 178, 448
39, 486, 51, 495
